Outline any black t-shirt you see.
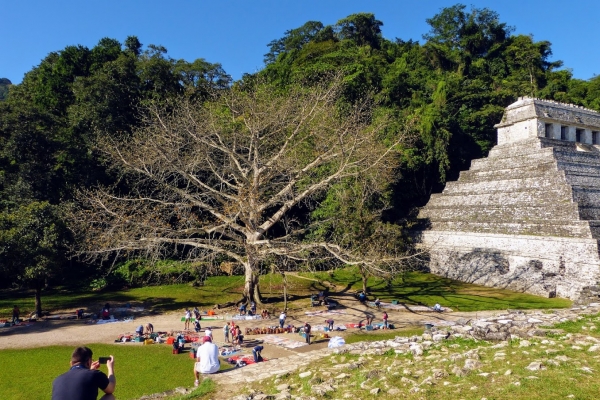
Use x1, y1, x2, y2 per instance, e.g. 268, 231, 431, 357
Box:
52, 366, 109, 400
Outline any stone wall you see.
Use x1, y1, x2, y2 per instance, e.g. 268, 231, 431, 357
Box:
418, 98, 600, 301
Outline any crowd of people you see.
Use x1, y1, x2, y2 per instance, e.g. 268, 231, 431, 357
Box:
46, 296, 397, 395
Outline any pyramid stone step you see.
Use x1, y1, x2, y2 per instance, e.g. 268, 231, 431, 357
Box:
420, 204, 580, 222
458, 164, 560, 182
428, 220, 592, 238
564, 173, 600, 188
470, 153, 557, 170
427, 188, 573, 208
444, 175, 567, 194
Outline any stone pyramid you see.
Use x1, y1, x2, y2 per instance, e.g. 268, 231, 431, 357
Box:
418, 97, 600, 300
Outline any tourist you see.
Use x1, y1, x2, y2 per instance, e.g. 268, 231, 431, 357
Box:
193, 307, 200, 320
184, 309, 191, 330
12, 305, 20, 324
303, 322, 312, 345
325, 318, 334, 331
382, 311, 388, 329
223, 322, 230, 343
279, 311, 286, 329
358, 292, 367, 304
365, 313, 374, 327
101, 307, 110, 320
194, 319, 201, 333
145, 323, 154, 335
194, 336, 220, 386
230, 324, 238, 345
205, 326, 213, 341
374, 298, 381, 309
51, 346, 116, 400
135, 325, 144, 337
252, 345, 264, 363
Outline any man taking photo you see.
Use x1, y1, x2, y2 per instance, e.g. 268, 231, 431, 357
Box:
52, 346, 116, 400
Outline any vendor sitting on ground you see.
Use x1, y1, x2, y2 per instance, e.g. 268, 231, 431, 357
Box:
176, 332, 186, 350
194, 319, 201, 333
135, 325, 144, 337
374, 298, 381, 309
250, 301, 256, 316
145, 323, 154, 335
238, 303, 247, 315
261, 309, 270, 319
194, 336, 220, 386
358, 292, 367, 304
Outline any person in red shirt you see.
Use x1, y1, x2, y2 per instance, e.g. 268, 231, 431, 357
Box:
382, 311, 388, 329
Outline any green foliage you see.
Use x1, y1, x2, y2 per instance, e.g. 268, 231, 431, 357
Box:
0, 78, 10, 101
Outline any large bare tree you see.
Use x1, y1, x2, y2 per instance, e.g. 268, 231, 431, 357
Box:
70, 78, 410, 303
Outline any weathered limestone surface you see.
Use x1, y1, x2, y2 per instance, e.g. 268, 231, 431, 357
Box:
418, 97, 600, 300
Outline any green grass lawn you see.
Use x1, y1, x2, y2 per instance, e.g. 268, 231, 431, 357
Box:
0, 343, 230, 400
309, 268, 572, 311
1, 268, 571, 320
0, 267, 577, 399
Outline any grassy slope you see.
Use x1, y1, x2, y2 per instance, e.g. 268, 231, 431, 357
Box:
1, 268, 570, 319
0, 268, 573, 399
239, 313, 600, 400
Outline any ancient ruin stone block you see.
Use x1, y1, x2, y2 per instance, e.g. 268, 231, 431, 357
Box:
418, 97, 600, 301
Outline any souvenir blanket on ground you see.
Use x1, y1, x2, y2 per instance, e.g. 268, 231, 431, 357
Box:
96, 317, 133, 324
232, 315, 262, 321
313, 324, 346, 332
219, 348, 242, 356
344, 323, 364, 328
367, 302, 453, 312
113, 307, 145, 312
304, 310, 346, 316
261, 334, 308, 349
227, 355, 268, 365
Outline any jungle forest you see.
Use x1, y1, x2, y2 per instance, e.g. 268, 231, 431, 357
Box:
2, 5, 600, 312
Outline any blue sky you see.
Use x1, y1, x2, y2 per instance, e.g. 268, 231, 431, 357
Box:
1, 0, 598, 84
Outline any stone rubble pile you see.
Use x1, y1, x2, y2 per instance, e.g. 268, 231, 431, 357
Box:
223, 304, 600, 400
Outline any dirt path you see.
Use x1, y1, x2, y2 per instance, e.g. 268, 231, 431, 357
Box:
0, 295, 500, 351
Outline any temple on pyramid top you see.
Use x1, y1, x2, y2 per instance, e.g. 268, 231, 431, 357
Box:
418, 97, 600, 302
496, 97, 600, 145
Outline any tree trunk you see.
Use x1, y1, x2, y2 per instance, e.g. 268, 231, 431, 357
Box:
243, 262, 262, 305
35, 285, 43, 316
361, 271, 368, 293
282, 272, 288, 311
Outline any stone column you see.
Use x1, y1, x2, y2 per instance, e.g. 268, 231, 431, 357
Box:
566, 126, 576, 142
552, 123, 561, 140
582, 129, 593, 144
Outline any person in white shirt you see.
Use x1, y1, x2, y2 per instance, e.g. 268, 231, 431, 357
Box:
184, 309, 191, 330
194, 336, 220, 386
204, 327, 213, 341
279, 311, 286, 329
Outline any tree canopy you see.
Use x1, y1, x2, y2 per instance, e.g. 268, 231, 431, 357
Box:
1, 4, 599, 305
70, 77, 410, 303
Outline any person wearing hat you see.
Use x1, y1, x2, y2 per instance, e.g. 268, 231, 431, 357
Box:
193, 336, 220, 386
303, 322, 312, 345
